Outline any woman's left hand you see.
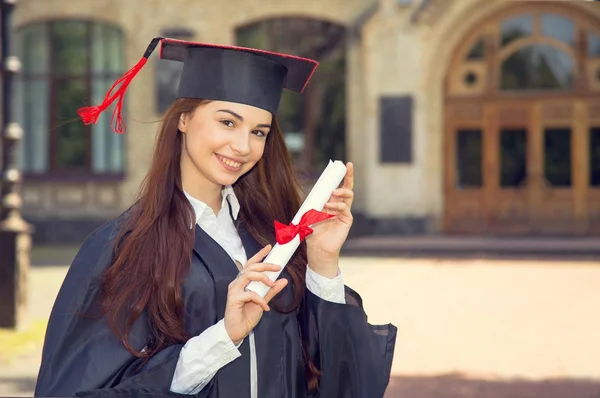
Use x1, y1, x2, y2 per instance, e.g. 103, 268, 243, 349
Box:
305, 162, 354, 278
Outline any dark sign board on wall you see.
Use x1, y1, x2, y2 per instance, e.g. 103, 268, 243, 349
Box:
379, 96, 413, 164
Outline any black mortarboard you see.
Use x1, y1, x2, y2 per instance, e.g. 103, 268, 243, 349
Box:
78, 37, 319, 134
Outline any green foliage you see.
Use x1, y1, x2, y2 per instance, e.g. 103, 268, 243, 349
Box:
315, 54, 346, 167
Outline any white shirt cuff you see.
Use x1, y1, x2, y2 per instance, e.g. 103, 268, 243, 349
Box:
305, 266, 346, 304
170, 319, 242, 395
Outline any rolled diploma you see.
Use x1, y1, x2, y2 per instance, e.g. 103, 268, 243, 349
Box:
245, 160, 348, 298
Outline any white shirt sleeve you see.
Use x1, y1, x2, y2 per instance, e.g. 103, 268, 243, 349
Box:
170, 319, 243, 395
305, 266, 346, 304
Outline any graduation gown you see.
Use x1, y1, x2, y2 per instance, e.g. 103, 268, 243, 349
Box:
34, 215, 397, 398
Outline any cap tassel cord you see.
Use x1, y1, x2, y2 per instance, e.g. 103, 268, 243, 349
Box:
77, 37, 162, 134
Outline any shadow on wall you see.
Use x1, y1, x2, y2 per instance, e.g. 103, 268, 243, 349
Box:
384, 374, 600, 398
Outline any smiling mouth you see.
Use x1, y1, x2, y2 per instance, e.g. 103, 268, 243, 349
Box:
216, 154, 244, 169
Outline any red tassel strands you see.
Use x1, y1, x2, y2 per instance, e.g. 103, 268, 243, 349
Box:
77, 37, 163, 134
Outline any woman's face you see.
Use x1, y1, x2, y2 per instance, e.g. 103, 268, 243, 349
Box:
179, 100, 272, 191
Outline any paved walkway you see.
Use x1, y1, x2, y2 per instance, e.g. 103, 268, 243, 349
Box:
0, 266, 63, 396
1, 254, 599, 397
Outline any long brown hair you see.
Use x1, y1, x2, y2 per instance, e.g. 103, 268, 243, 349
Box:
100, 98, 320, 390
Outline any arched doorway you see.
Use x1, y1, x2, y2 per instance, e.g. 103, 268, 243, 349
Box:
443, 3, 600, 235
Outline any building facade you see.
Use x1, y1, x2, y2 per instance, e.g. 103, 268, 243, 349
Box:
11, 0, 600, 242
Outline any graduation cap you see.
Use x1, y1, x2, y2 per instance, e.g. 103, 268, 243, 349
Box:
78, 37, 319, 134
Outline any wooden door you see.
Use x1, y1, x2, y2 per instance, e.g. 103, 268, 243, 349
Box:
485, 102, 532, 234
489, 100, 584, 235
444, 101, 488, 234
534, 101, 585, 235
444, 101, 535, 235
588, 101, 600, 234
445, 100, 584, 235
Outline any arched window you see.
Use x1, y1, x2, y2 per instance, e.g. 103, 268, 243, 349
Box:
15, 20, 125, 177
446, 9, 600, 96
500, 45, 573, 90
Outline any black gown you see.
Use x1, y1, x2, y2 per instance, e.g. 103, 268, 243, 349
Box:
34, 213, 397, 398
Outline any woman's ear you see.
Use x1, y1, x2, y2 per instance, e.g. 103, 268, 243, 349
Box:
178, 114, 187, 133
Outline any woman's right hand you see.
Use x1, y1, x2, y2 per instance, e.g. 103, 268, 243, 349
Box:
224, 245, 288, 345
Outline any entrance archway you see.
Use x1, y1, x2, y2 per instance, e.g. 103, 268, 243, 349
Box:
444, 3, 600, 235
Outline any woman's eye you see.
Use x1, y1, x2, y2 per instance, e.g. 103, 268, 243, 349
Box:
221, 120, 234, 128
253, 130, 267, 137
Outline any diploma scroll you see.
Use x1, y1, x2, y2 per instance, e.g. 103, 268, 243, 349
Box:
245, 160, 347, 298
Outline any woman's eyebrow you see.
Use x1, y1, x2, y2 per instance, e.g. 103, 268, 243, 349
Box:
217, 109, 244, 121
217, 109, 271, 129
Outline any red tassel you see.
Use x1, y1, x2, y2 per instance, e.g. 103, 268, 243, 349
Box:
77, 57, 149, 134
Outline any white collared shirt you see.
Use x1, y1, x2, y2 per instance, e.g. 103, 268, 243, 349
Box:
170, 187, 346, 396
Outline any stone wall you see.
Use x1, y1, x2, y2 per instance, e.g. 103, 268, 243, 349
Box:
14, 0, 598, 241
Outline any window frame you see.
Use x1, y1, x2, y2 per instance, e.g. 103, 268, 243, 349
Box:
17, 19, 126, 181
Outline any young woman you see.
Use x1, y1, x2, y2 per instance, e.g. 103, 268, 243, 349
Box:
34, 38, 396, 398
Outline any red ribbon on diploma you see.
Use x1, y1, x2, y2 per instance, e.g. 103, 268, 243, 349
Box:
274, 209, 334, 244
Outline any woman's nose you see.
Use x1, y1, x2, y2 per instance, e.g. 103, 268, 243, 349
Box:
231, 131, 251, 155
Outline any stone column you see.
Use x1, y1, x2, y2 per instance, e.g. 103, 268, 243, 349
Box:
0, 0, 32, 329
